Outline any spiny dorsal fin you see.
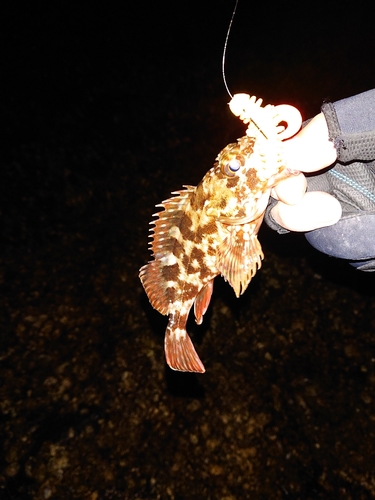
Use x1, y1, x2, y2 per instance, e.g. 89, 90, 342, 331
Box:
149, 186, 195, 258
139, 186, 196, 314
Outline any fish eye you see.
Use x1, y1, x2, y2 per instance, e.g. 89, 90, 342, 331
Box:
222, 158, 241, 177
228, 159, 241, 172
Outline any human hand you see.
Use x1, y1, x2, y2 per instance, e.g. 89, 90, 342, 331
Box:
265, 89, 375, 269
270, 113, 342, 232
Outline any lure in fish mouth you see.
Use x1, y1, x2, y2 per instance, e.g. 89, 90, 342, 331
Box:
139, 94, 302, 373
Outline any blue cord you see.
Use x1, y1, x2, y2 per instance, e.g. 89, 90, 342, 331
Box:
329, 169, 375, 203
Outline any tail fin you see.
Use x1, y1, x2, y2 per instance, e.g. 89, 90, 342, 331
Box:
165, 325, 205, 373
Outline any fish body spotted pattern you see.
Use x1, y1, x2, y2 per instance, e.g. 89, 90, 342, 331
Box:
139, 94, 302, 373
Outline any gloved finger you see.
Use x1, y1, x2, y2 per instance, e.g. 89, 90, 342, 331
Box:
271, 172, 307, 205
282, 113, 337, 173
270, 191, 342, 231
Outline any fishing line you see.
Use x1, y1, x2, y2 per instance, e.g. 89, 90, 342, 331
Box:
222, 0, 239, 99
222, 0, 268, 139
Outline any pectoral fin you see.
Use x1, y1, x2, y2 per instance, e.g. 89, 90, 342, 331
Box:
216, 225, 263, 298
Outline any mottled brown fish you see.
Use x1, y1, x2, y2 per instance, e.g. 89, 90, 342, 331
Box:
139, 94, 302, 373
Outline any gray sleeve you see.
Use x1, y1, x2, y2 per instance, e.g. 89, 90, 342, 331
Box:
322, 89, 375, 163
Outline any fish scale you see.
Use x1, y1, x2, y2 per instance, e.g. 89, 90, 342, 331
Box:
139, 94, 302, 373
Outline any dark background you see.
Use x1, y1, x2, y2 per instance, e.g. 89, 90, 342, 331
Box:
1, 2, 375, 499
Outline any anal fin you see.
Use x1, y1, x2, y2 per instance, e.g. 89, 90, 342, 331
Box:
194, 280, 214, 325
165, 325, 205, 373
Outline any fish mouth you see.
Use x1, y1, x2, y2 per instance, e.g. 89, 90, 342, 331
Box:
218, 202, 265, 225
218, 215, 256, 225
218, 190, 271, 226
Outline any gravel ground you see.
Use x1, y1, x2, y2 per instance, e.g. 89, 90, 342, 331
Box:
1, 3, 375, 499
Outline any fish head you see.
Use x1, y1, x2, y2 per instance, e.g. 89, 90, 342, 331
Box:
203, 135, 288, 225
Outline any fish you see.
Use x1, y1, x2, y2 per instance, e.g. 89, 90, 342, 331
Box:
139, 94, 302, 373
